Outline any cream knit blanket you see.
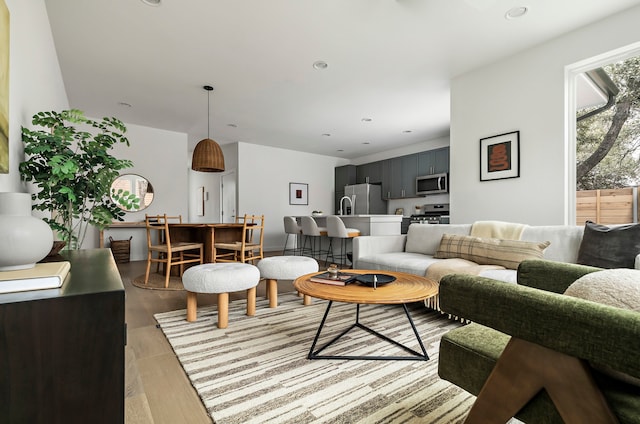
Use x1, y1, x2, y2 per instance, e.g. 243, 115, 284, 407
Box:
470, 220, 527, 240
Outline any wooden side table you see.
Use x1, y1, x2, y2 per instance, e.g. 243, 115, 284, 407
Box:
294, 270, 438, 361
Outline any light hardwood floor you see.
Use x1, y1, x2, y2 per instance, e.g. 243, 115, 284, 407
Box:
120, 254, 304, 424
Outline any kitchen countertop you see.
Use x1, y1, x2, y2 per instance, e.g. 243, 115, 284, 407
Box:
296, 214, 401, 236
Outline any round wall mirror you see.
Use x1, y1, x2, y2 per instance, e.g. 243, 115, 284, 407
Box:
110, 174, 155, 212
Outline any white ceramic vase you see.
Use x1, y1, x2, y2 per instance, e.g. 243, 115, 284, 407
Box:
0, 192, 54, 271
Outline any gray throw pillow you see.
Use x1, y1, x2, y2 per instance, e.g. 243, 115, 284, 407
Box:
577, 221, 640, 269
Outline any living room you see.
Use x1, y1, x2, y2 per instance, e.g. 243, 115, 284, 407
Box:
2, 1, 640, 423
2, 1, 639, 241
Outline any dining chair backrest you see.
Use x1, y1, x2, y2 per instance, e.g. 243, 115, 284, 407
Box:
301, 216, 322, 236
283, 216, 301, 235
237, 214, 264, 244
164, 215, 183, 223
145, 214, 170, 246
144, 214, 203, 288
214, 214, 265, 263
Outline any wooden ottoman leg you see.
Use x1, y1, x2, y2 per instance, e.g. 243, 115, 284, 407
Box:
217, 292, 229, 328
267, 278, 278, 308
186, 291, 198, 322
247, 286, 257, 316
303, 294, 312, 306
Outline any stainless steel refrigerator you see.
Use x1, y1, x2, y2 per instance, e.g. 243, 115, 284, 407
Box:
344, 184, 387, 214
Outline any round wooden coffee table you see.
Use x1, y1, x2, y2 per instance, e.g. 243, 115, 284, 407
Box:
294, 269, 438, 361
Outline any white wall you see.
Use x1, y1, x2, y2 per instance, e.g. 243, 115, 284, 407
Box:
0, 0, 68, 193
237, 142, 349, 251
102, 122, 189, 259
188, 142, 238, 223
450, 5, 640, 225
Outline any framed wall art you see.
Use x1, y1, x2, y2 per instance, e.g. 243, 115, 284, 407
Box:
289, 182, 308, 205
480, 131, 520, 181
197, 186, 205, 216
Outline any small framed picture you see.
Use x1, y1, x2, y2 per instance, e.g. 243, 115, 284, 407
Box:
480, 131, 520, 181
289, 182, 308, 205
197, 186, 205, 216
395, 208, 404, 215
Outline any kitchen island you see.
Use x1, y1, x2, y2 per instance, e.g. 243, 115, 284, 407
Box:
297, 214, 402, 236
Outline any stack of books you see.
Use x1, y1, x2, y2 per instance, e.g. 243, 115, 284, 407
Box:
310, 271, 359, 286
0, 261, 71, 294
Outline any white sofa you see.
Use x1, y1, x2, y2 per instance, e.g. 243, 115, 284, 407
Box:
352, 223, 588, 284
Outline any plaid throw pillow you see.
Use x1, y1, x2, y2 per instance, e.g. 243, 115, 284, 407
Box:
434, 234, 550, 270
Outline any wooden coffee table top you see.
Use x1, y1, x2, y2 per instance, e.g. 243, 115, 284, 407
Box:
294, 269, 438, 305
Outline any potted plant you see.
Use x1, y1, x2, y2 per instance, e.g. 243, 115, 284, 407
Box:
19, 109, 137, 250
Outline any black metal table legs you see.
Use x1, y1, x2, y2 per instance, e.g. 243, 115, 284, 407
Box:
307, 301, 429, 361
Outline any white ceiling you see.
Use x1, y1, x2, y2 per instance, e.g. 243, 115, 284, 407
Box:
43, 0, 640, 159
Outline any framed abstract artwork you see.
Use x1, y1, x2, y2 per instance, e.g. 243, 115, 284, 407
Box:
289, 182, 308, 205
480, 131, 520, 181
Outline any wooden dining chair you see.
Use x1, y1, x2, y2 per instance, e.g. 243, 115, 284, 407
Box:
144, 214, 204, 288
213, 214, 265, 264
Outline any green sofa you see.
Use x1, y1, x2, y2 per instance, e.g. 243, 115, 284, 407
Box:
437, 259, 640, 423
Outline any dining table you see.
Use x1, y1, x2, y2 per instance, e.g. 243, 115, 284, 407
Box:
167, 223, 247, 263
99, 222, 247, 263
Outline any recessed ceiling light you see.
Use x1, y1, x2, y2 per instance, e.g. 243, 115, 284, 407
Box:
313, 61, 328, 70
141, 0, 161, 6
505, 6, 528, 19
402, 130, 412, 134
227, 124, 237, 128
363, 141, 370, 145
321, 133, 331, 137
337, 149, 344, 152
118, 102, 132, 108
361, 118, 372, 122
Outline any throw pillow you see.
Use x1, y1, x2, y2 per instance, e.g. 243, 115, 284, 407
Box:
433, 234, 550, 270
565, 269, 640, 386
577, 221, 640, 269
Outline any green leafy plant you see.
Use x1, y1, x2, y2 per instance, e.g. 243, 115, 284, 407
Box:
111, 187, 141, 210
19, 109, 136, 249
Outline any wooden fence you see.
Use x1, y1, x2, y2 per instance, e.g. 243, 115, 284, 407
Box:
576, 187, 638, 225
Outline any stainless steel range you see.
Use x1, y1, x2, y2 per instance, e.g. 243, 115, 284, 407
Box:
410, 203, 450, 224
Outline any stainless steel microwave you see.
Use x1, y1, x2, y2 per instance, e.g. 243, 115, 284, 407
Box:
416, 173, 448, 195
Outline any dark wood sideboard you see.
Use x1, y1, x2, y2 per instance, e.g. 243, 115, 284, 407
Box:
0, 249, 125, 423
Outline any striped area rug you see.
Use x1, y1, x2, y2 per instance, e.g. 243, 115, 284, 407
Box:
154, 292, 475, 423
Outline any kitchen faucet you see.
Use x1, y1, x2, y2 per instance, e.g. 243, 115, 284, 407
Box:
339, 196, 353, 215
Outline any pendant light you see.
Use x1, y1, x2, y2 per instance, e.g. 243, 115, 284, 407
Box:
191, 85, 225, 172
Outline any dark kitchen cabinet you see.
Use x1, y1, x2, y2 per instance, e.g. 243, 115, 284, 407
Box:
417, 147, 449, 176
344, 146, 450, 201
0, 249, 125, 424
356, 161, 383, 184
381, 158, 396, 199
382, 154, 418, 199
401, 154, 418, 197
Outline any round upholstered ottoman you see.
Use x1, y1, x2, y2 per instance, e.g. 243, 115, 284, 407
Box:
257, 256, 319, 307
182, 263, 260, 328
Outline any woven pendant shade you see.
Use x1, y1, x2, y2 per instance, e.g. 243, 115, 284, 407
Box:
192, 138, 225, 172
191, 85, 225, 172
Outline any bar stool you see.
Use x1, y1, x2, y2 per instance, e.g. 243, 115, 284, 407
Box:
300, 216, 328, 261
282, 216, 302, 255
325, 216, 360, 268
